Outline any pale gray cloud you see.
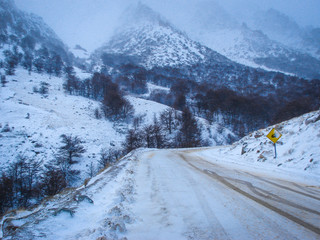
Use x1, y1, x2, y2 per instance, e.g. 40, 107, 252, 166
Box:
14, 0, 320, 51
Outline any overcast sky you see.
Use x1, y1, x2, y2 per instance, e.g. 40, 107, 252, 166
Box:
15, 0, 320, 51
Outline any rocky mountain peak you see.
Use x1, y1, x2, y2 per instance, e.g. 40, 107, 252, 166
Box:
92, 3, 227, 70
120, 2, 172, 29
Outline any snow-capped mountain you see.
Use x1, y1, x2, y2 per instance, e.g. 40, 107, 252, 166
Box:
200, 24, 320, 79
0, 0, 71, 61
180, 3, 320, 79
91, 3, 231, 70
250, 8, 320, 60
90, 3, 319, 101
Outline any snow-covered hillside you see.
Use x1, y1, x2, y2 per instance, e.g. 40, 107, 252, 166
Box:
193, 110, 320, 179
0, 68, 123, 179
1, 110, 319, 239
0, 67, 233, 181
0, 0, 71, 61
183, 9, 320, 79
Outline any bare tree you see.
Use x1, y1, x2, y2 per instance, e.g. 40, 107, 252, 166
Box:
5, 155, 43, 208
0, 173, 14, 214
58, 134, 86, 164
41, 164, 67, 196
1, 74, 7, 87
55, 134, 86, 185
152, 117, 165, 148
177, 108, 202, 148
160, 109, 175, 134
122, 129, 143, 154
99, 148, 121, 169
86, 162, 97, 178
143, 124, 154, 148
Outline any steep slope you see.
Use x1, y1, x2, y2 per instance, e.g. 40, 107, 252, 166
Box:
0, 67, 233, 179
91, 3, 320, 98
91, 3, 231, 70
181, 3, 320, 79
250, 8, 320, 61
0, 0, 71, 62
194, 110, 320, 175
0, 68, 122, 177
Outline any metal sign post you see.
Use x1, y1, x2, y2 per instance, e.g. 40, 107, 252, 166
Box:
267, 128, 282, 159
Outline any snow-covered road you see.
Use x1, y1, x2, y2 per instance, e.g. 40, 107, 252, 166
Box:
2, 148, 320, 240
127, 149, 320, 240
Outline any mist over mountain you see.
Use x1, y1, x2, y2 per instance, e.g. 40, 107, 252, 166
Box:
0, 0, 71, 62
89, 2, 319, 136
249, 8, 320, 60
91, 2, 320, 89
1, 2, 320, 236
92, 3, 232, 71
185, 0, 238, 31
165, 1, 320, 79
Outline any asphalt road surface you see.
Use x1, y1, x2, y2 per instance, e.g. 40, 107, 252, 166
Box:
127, 149, 320, 240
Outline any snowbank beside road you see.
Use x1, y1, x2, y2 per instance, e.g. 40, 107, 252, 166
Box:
190, 110, 320, 184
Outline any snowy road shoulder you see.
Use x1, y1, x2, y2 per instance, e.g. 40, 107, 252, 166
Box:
2, 148, 320, 240
187, 145, 320, 186
126, 148, 320, 240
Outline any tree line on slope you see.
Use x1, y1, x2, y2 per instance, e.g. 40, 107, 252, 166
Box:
101, 63, 320, 137
63, 64, 320, 139
62, 69, 213, 147
0, 134, 85, 215
1, 64, 318, 215
122, 107, 204, 153
0, 105, 205, 215
0, 43, 65, 77
144, 69, 320, 137
1, 41, 318, 139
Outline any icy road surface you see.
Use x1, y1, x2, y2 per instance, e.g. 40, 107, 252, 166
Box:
2, 149, 320, 240
127, 149, 320, 240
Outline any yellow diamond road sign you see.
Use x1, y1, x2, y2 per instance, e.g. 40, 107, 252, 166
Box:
267, 128, 282, 144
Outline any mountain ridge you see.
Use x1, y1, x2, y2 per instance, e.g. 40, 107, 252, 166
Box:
180, 4, 320, 79
250, 8, 320, 60
92, 3, 232, 71
0, 0, 72, 63
90, 4, 319, 95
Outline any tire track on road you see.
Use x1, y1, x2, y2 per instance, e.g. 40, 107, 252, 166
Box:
244, 172, 320, 201
178, 153, 320, 236
225, 177, 320, 216
177, 163, 231, 240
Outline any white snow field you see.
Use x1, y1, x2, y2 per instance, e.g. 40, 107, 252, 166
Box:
0, 68, 123, 179
0, 67, 232, 179
194, 109, 320, 182
0, 67, 319, 239
1, 145, 319, 239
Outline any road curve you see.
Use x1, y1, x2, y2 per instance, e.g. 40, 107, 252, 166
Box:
179, 151, 320, 235
127, 149, 320, 240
